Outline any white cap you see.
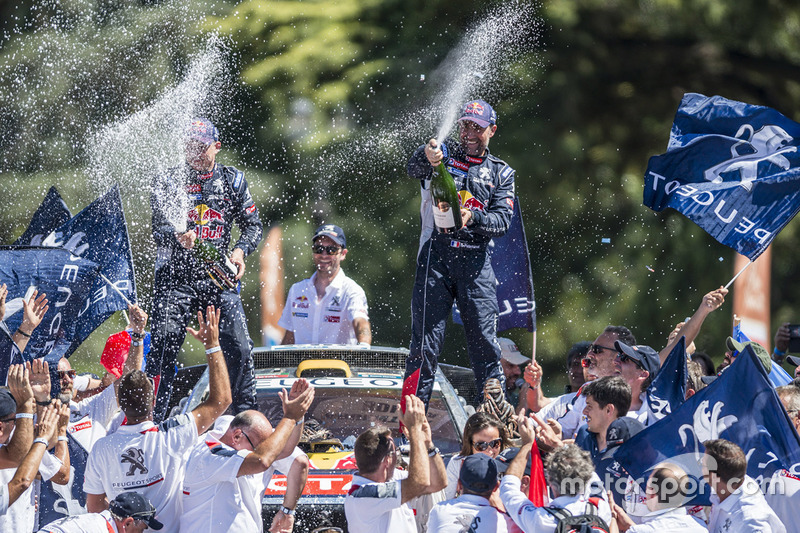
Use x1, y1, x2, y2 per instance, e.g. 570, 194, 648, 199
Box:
497, 338, 530, 365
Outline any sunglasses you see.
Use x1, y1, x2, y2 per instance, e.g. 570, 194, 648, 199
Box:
240, 429, 256, 450
472, 438, 502, 451
588, 343, 616, 355
58, 370, 77, 379
312, 245, 341, 256
617, 352, 645, 370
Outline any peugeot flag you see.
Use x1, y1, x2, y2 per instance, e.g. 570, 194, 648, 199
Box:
453, 198, 536, 332
613, 345, 800, 506
0, 247, 101, 382
13, 186, 72, 246
645, 336, 688, 425
644, 93, 800, 260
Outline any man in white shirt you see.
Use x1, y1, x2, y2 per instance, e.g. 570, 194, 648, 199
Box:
427, 453, 513, 532
344, 394, 447, 533
279, 224, 371, 345
499, 417, 612, 533
84, 305, 232, 533
703, 438, 786, 533
39, 491, 163, 532
180, 379, 314, 533
765, 385, 800, 527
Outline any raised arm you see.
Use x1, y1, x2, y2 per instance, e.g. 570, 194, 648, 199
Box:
114, 304, 149, 397
420, 404, 447, 493
47, 400, 72, 485
658, 286, 727, 365
524, 360, 553, 413
7, 402, 59, 507
238, 380, 314, 477
0, 363, 35, 468
11, 291, 48, 353
188, 306, 232, 434
400, 395, 432, 504
270, 453, 310, 533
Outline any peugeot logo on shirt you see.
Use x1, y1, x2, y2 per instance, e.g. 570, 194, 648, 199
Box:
121, 448, 149, 476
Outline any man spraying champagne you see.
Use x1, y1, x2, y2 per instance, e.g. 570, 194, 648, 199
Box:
405, 99, 517, 410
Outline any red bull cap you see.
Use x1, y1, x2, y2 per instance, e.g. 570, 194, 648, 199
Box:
458, 99, 497, 128
187, 118, 219, 145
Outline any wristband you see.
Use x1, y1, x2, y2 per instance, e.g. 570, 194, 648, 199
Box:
33, 438, 48, 446
129, 331, 144, 341
132, 340, 143, 347
205, 346, 222, 355
280, 506, 296, 516
16, 328, 31, 338
57, 436, 68, 442
774, 347, 787, 356
16, 413, 34, 420
427, 446, 441, 457
295, 417, 305, 427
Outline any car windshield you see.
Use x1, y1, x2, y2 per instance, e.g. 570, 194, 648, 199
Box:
256, 387, 462, 457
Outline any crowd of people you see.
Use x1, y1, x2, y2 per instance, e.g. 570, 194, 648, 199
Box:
2, 99, 799, 533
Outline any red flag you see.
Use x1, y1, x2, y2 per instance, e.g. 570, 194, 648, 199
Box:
528, 440, 548, 505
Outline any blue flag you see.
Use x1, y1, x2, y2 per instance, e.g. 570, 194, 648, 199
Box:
645, 337, 688, 425
454, 198, 536, 332
0, 247, 101, 381
613, 345, 800, 505
13, 186, 72, 246
39, 186, 137, 357
644, 93, 800, 260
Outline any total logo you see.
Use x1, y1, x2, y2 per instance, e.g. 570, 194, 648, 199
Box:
458, 190, 485, 212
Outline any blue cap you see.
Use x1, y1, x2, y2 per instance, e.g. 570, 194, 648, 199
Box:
187, 118, 219, 144
312, 224, 346, 248
109, 492, 163, 530
615, 340, 660, 377
458, 99, 497, 128
459, 453, 499, 493
0, 389, 16, 419
495, 446, 531, 477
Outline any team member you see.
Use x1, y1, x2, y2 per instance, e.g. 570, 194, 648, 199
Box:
427, 454, 513, 532
0, 367, 61, 516
37, 304, 149, 526
497, 337, 530, 407
703, 439, 786, 533
149, 118, 263, 420
345, 395, 447, 533
279, 224, 371, 345
180, 380, 314, 533
39, 492, 163, 532
405, 99, 516, 409
84, 306, 231, 533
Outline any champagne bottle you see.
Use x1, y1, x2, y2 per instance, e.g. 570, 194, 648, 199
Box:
193, 238, 238, 290
430, 140, 463, 233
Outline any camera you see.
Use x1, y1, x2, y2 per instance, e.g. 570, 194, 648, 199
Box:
789, 324, 800, 353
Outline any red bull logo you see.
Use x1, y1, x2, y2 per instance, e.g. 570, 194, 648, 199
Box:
464, 102, 485, 115
458, 190, 485, 212
189, 204, 224, 225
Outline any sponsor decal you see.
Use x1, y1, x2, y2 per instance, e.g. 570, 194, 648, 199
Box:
186, 184, 202, 193
245, 204, 256, 214
324, 315, 341, 323
448, 166, 467, 178
448, 158, 469, 171
188, 204, 224, 226
232, 172, 243, 189
465, 155, 483, 164
265, 474, 353, 496
69, 419, 92, 433
292, 312, 308, 318
464, 101, 484, 116
506, 197, 514, 208
198, 226, 223, 240
120, 448, 148, 476
296, 296, 308, 301
458, 190, 486, 212
293, 302, 309, 309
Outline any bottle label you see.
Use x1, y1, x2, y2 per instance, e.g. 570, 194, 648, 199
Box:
433, 202, 456, 229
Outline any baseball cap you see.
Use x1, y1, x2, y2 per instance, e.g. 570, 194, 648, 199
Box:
458, 99, 497, 128
494, 446, 531, 477
605, 417, 645, 448
786, 355, 800, 367
187, 118, 219, 145
459, 453, 499, 493
726, 337, 772, 373
312, 224, 346, 248
614, 341, 660, 376
497, 338, 530, 365
109, 492, 163, 530
0, 389, 16, 419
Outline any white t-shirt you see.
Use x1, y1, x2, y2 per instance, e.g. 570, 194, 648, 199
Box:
0, 482, 8, 516
764, 468, 800, 530
344, 469, 416, 533
83, 414, 198, 533
709, 476, 786, 533
68, 384, 120, 453
500, 474, 613, 533
0, 443, 62, 531
627, 507, 708, 533
180, 417, 304, 533
444, 455, 465, 500
39, 509, 119, 532
427, 493, 513, 533
278, 269, 368, 344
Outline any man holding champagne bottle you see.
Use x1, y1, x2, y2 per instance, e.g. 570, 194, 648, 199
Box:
404, 99, 517, 410
149, 118, 263, 421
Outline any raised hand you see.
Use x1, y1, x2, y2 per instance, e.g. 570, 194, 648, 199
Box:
186, 305, 221, 349
20, 290, 48, 335
30, 358, 51, 403
36, 402, 60, 444
280, 379, 314, 421
7, 362, 34, 405
0, 283, 7, 321
128, 304, 148, 334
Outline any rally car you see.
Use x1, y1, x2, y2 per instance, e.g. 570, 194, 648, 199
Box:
181, 344, 473, 532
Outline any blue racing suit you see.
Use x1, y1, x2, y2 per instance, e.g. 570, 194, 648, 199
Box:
149, 162, 262, 421
403, 140, 516, 408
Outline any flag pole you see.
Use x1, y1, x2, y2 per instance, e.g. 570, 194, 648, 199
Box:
99, 273, 132, 326
724, 260, 753, 290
